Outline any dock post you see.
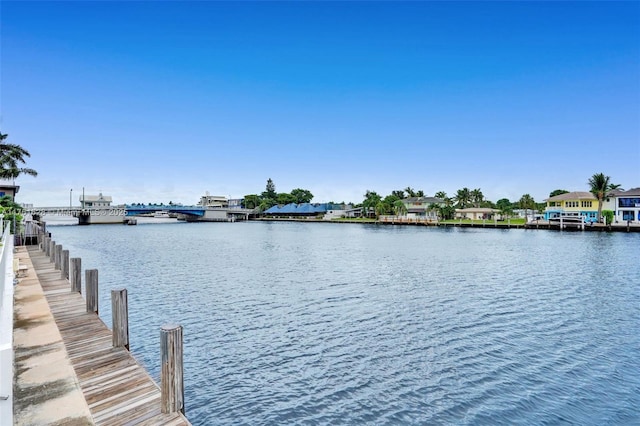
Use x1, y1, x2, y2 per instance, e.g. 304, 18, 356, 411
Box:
70, 258, 82, 293
86, 269, 99, 314
55, 244, 63, 270
160, 324, 184, 415
42, 235, 49, 253
61, 250, 70, 280
111, 289, 129, 350
48, 240, 55, 260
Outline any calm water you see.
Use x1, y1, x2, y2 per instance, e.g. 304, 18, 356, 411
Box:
47, 221, 640, 425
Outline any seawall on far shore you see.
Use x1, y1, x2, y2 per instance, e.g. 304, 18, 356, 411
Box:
250, 218, 640, 232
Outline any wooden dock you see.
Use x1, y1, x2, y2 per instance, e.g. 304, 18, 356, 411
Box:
26, 246, 191, 426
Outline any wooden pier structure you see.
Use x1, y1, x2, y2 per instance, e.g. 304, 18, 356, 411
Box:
18, 243, 190, 425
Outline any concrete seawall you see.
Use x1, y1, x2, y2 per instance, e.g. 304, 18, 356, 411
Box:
13, 246, 94, 425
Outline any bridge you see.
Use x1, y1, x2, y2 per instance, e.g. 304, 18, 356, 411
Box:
24, 205, 256, 224
124, 205, 207, 217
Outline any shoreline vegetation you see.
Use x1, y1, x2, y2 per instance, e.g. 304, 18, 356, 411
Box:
251, 216, 640, 232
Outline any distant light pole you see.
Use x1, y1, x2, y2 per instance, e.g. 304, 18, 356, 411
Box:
70, 188, 73, 209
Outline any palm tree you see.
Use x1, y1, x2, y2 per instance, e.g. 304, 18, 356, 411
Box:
404, 187, 416, 198
435, 191, 447, 200
0, 132, 38, 179
471, 188, 484, 207
393, 199, 407, 217
454, 187, 471, 208
391, 190, 405, 199
362, 190, 382, 218
518, 194, 536, 222
588, 173, 618, 223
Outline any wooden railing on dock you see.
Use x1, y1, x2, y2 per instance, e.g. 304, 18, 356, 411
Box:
27, 237, 190, 425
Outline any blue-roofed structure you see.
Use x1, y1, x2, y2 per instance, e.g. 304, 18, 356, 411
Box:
264, 203, 344, 217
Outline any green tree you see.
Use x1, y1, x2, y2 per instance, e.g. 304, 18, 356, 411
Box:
393, 199, 407, 216
362, 190, 382, 218
434, 191, 447, 200
471, 188, 484, 207
436, 204, 455, 220
496, 198, 513, 217
0, 194, 23, 233
518, 194, 536, 221
375, 201, 388, 217
454, 188, 471, 208
243, 194, 261, 209
277, 193, 296, 205
262, 178, 277, 200
391, 190, 405, 199
549, 189, 569, 198
433, 193, 455, 220
588, 173, 618, 222
258, 200, 274, 213
0, 132, 38, 179
415, 190, 425, 197
290, 188, 313, 204
404, 187, 416, 198
602, 210, 614, 225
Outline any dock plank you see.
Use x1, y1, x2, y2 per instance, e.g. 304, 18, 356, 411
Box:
27, 247, 191, 425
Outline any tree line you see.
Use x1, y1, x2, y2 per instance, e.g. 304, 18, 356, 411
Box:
243, 178, 314, 211
246, 174, 621, 223
0, 132, 623, 225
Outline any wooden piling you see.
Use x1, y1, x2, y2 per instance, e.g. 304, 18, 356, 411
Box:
160, 324, 184, 415
61, 250, 70, 280
48, 240, 55, 259
70, 258, 82, 293
111, 289, 130, 350
86, 269, 99, 314
55, 244, 63, 270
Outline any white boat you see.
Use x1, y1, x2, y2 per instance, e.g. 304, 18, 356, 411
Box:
153, 211, 171, 219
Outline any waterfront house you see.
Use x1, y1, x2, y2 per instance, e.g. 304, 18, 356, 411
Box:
612, 187, 640, 223
543, 191, 599, 223
455, 207, 501, 220
403, 196, 444, 220
0, 180, 19, 200
344, 207, 364, 218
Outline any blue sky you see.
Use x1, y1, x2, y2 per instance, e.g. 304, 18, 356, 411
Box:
2, 1, 639, 206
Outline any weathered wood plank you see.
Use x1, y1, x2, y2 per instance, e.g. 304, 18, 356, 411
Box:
26, 246, 191, 426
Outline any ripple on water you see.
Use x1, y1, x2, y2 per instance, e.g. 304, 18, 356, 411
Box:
46, 222, 640, 425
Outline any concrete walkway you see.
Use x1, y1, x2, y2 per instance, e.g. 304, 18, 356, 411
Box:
13, 246, 94, 425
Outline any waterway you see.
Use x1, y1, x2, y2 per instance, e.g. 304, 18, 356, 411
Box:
46, 220, 640, 425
